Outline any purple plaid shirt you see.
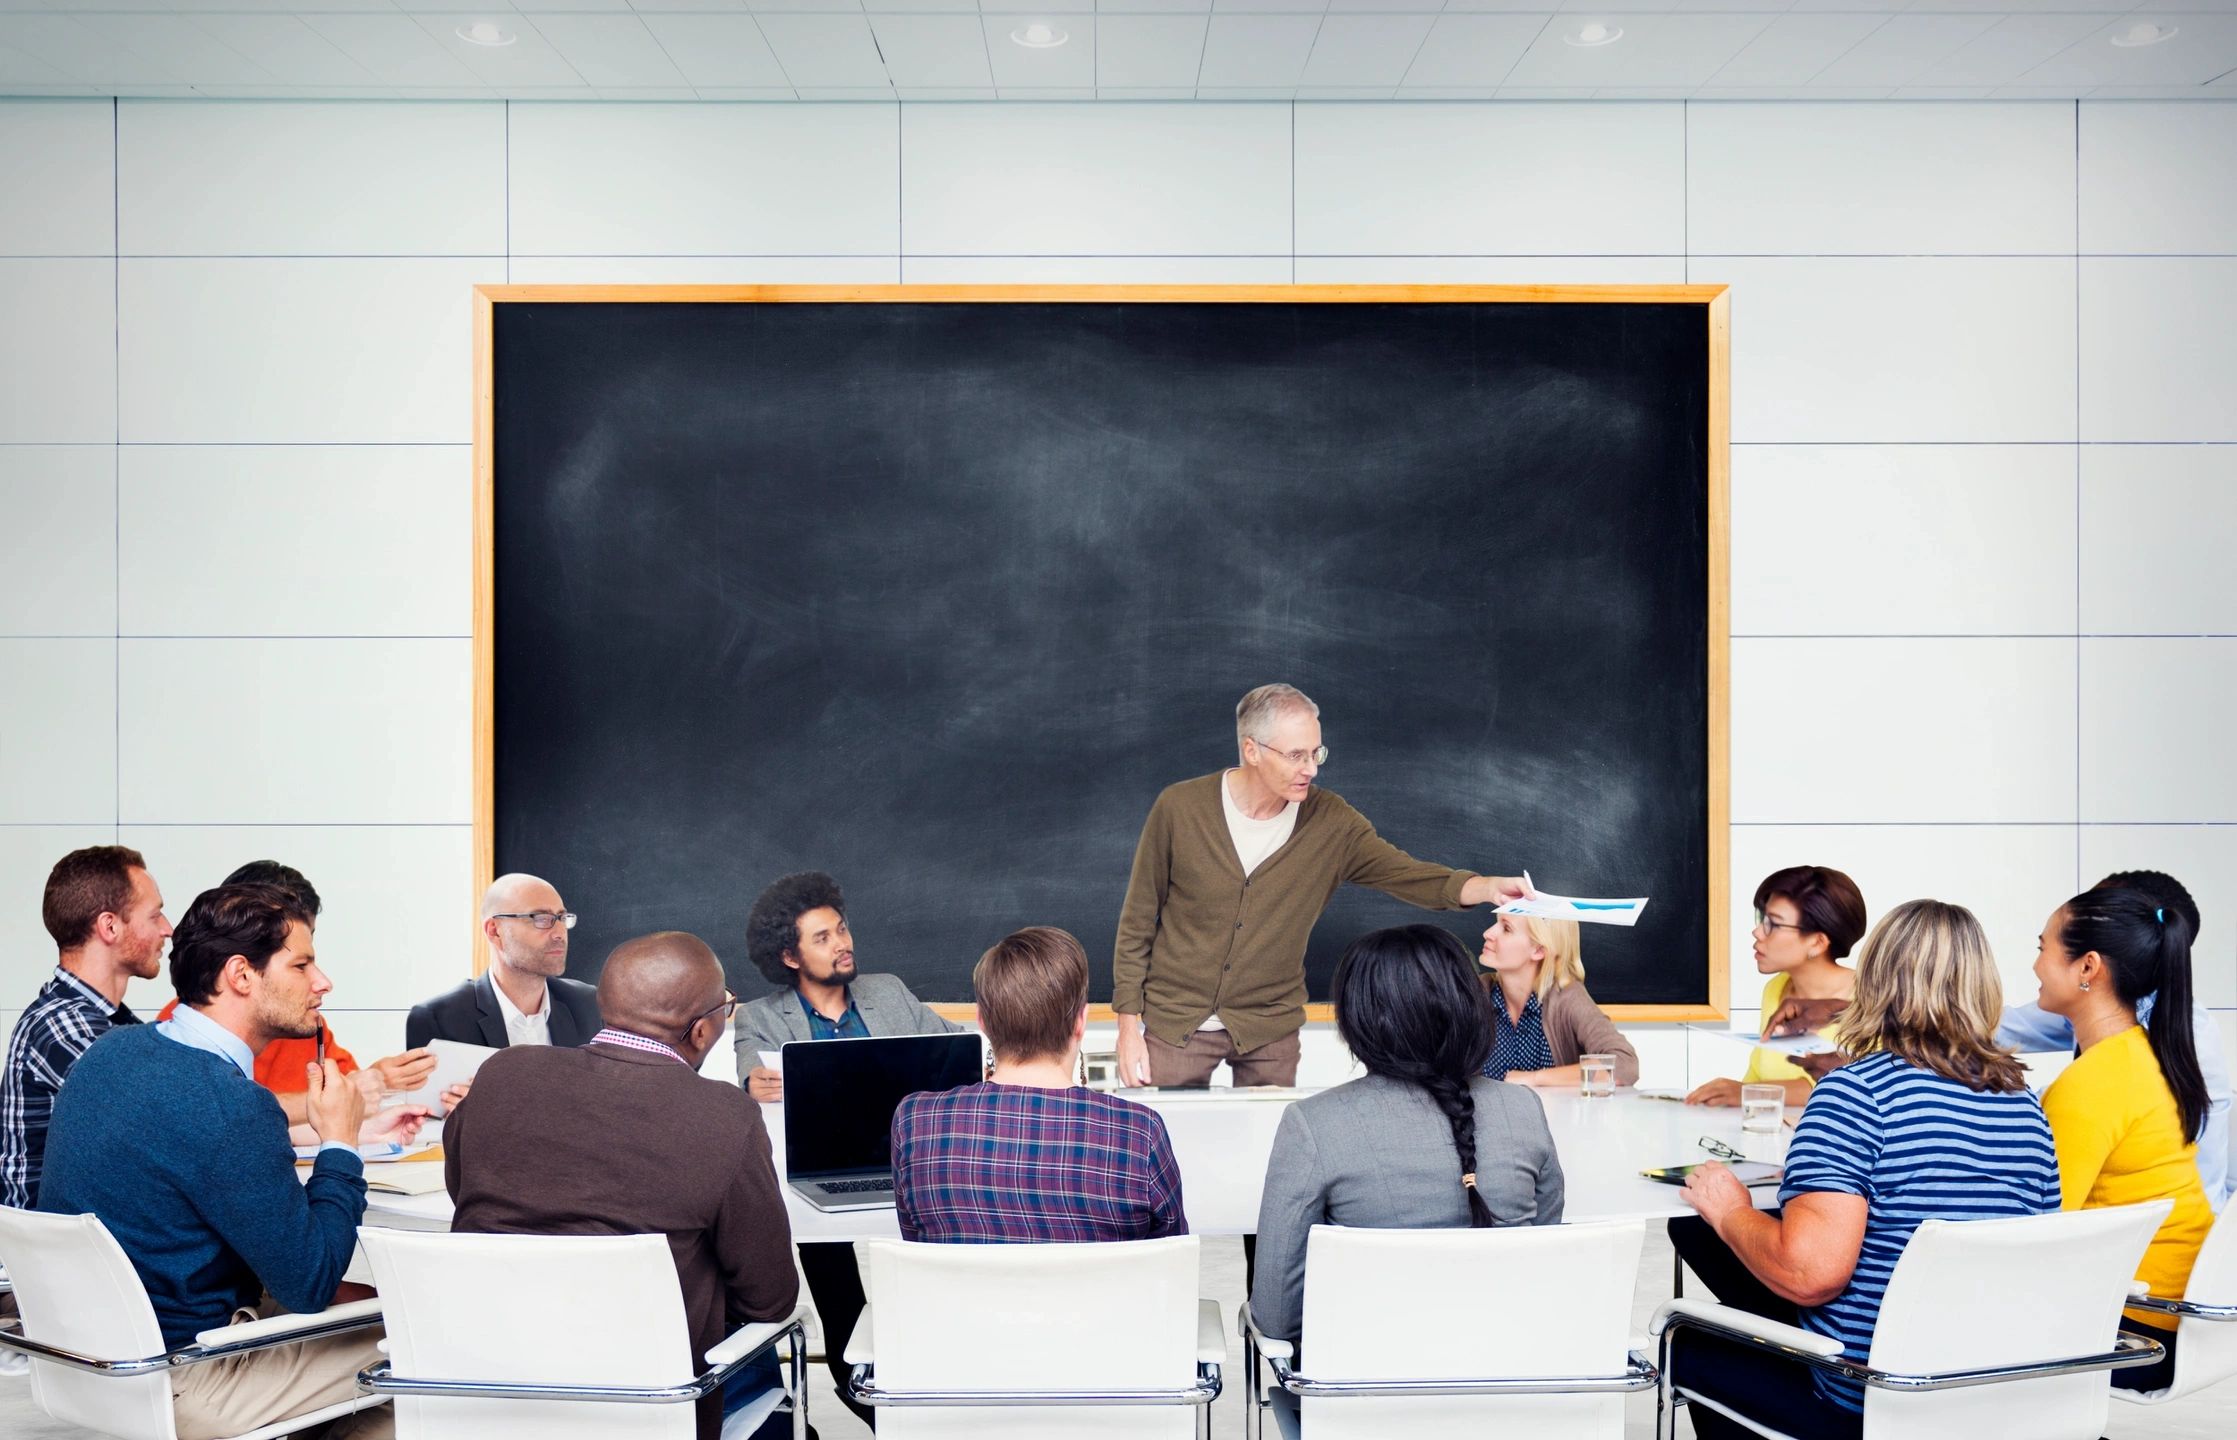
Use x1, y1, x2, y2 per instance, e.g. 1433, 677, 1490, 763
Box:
891, 1082, 1188, 1244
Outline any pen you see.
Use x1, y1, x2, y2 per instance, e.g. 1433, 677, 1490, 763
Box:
316, 1028, 325, 1066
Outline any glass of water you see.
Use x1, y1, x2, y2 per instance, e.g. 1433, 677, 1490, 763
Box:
1740, 1083, 1784, 1134
1580, 1053, 1617, 1097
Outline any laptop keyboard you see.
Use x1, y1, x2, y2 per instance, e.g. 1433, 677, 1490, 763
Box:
817, 1178, 894, 1195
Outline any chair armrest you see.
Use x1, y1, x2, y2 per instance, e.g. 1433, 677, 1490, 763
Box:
706, 1306, 806, 1368
2129, 1280, 2152, 1299
191, 1299, 384, 1355
1650, 1299, 1843, 1359
1237, 1301, 1293, 1362
1197, 1299, 1227, 1365
843, 1304, 875, 1366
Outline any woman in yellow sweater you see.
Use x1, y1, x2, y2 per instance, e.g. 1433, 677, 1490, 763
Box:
1687, 865, 1866, 1107
2035, 885, 2214, 1392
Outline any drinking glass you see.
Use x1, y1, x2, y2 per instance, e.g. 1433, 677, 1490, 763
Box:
1740, 1083, 1784, 1134
1580, 1053, 1617, 1097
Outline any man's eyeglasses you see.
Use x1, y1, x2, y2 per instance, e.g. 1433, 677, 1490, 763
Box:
1698, 1136, 1747, 1163
690, 991, 740, 1027
1251, 738, 1329, 768
492, 910, 577, 931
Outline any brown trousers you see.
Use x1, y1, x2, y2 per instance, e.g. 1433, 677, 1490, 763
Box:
171, 1303, 393, 1440
1144, 1027, 1301, 1087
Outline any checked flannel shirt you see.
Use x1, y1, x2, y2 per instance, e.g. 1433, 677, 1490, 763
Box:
2, 967, 140, 1209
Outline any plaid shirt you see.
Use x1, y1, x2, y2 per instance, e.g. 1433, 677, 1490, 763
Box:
2, 967, 140, 1209
891, 1082, 1188, 1244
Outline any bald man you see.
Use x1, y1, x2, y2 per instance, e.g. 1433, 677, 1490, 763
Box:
445, 932, 797, 1440
405, 873, 602, 1049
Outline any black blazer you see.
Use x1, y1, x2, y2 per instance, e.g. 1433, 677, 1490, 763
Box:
404, 972, 603, 1051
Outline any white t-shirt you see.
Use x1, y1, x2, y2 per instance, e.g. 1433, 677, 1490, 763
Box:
1203, 771, 1300, 1032
491, 971, 553, 1047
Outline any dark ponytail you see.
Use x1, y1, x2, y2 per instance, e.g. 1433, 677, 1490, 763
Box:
1331, 925, 1498, 1227
2060, 887, 2208, 1143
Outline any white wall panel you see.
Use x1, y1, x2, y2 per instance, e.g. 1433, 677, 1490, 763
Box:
2077, 825, 2237, 1010
1704, 256, 2075, 442
0, 260, 115, 443
118, 638, 469, 824
2081, 638, 2237, 824
0, 640, 116, 824
1733, 445, 2074, 636
2080, 102, 2237, 256
118, 258, 495, 443
1730, 823, 2079, 1010
1294, 103, 1683, 256
1733, 637, 2075, 824
119, 446, 469, 637
114, 822, 472, 1013
1291, 256, 1688, 284
0, 826, 114, 1003
0, 446, 114, 637
2081, 258, 2237, 442
2081, 444, 2237, 636
1687, 102, 2072, 256
119, 101, 503, 257
901, 256, 1291, 283
506, 257, 899, 285
0, 99, 113, 257
509, 103, 900, 256
902, 103, 1289, 255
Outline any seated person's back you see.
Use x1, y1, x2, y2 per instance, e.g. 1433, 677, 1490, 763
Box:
445, 931, 796, 1440
892, 926, 1185, 1243
1251, 925, 1565, 1343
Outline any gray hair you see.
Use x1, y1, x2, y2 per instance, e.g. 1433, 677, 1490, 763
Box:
1235, 683, 1320, 757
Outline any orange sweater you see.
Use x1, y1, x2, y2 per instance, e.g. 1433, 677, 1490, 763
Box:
152, 998, 358, 1094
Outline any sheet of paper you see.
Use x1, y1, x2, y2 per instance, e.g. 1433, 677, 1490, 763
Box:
757, 1050, 783, 1074
1494, 871, 1650, 927
1687, 1024, 1836, 1057
383, 1038, 500, 1117
360, 1162, 450, 1196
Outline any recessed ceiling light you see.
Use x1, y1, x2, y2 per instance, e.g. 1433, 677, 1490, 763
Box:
2111, 21, 2177, 48
455, 20, 517, 48
1564, 21, 1623, 48
1010, 22, 1068, 49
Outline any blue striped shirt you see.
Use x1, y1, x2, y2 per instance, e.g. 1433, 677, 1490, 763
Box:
1779, 1052, 2060, 1413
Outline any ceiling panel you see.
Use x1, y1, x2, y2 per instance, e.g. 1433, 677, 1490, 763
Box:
868, 14, 994, 87
1705, 14, 1901, 87
755, 12, 889, 87
1507, 12, 1778, 88
1301, 12, 1432, 86
530, 13, 691, 88
1196, 12, 1317, 86
0, 13, 191, 84
300, 14, 485, 87
1094, 14, 1204, 89
1811, 13, 2003, 88
1398, 12, 1544, 89
411, 12, 585, 86
2026, 12, 2237, 86
984, 15, 1094, 88
637, 12, 792, 86
1912, 12, 2120, 87
189, 14, 383, 87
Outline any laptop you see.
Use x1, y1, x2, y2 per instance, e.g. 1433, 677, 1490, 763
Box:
781, 1033, 984, 1212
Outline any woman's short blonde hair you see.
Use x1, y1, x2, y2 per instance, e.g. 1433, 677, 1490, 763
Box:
1516, 915, 1585, 1003
1832, 898, 2028, 1093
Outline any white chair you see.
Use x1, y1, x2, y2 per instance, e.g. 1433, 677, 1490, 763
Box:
1651, 1200, 2172, 1440
844, 1235, 1223, 1438
0, 1205, 387, 1440
2115, 1193, 2237, 1406
354, 1229, 805, 1440
1237, 1221, 1655, 1440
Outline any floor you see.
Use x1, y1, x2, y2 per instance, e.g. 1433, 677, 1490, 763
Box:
5, 1228, 2233, 1438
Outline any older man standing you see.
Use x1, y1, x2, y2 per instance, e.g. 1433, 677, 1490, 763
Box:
405, 873, 602, 1049
1113, 684, 1527, 1088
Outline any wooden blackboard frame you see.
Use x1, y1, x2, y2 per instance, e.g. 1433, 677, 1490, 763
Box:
469, 284, 1732, 1022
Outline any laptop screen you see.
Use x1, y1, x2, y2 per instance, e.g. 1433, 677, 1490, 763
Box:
781, 1033, 984, 1180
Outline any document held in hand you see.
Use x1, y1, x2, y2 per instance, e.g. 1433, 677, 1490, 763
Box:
1494, 872, 1650, 928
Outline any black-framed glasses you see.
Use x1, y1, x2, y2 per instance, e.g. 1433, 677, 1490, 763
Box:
1698, 1136, 1746, 1163
492, 910, 577, 931
1752, 910, 1805, 935
1251, 738, 1329, 767
690, 991, 740, 1027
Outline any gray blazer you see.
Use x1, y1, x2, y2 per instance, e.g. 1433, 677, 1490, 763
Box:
1249, 1073, 1565, 1342
731, 971, 967, 1075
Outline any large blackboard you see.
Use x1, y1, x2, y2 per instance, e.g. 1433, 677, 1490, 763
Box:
489, 295, 1719, 1011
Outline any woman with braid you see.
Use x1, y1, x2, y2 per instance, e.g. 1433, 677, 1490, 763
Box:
1249, 925, 1565, 1343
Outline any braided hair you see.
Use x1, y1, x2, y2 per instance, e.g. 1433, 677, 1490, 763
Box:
1331, 925, 1498, 1227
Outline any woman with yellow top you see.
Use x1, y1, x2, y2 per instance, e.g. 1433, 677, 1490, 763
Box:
1687, 865, 1867, 1107
2034, 885, 2214, 1392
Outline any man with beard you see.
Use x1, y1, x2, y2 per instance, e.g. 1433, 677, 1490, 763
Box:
405, 872, 602, 1048
1, 845, 172, 1211
38, 883, 407, 1439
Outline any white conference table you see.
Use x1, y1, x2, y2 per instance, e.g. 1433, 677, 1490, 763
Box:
363, 1087, 1787, 1239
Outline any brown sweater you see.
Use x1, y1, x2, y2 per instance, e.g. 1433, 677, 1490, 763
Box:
445, 1041, 798, 1440
1485, 979, 1642, 1087
1114, 773, 1479, 1051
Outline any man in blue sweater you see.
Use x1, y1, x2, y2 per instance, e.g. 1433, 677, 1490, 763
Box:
40, 883, 396, 1440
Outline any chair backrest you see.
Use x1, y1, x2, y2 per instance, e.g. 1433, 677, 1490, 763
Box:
855, 1235, 1200, 1440
358, 1228, 698, 1440
1295, 1221, 1646, 1440
1865, 1201, 2169, 1440
0, 1205, 178, 1440
2161, 1193, 2237, 1401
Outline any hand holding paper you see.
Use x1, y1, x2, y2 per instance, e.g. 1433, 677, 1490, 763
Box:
1494, 871, 1651, 928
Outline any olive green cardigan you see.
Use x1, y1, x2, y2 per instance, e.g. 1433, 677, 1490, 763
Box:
1112, 772, 1478, 1052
